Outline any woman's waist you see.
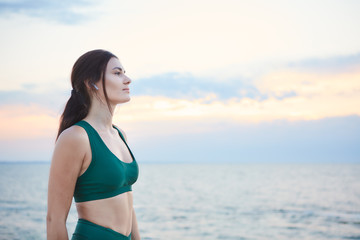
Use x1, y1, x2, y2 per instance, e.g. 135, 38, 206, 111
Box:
75, 192, 133, 233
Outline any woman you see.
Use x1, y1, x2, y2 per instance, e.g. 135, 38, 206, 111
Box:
47, 49, 140, 240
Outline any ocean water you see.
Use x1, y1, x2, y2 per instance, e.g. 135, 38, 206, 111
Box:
0, 162, 359, 240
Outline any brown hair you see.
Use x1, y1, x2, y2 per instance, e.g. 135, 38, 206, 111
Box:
56, 49, 117, 140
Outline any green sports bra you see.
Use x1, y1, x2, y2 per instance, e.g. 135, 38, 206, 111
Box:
73, 120, 139, 203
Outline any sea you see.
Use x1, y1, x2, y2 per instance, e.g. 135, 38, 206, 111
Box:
0, 162, 359, 240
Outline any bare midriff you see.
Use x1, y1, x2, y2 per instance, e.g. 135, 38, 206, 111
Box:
76, 191, 133, 236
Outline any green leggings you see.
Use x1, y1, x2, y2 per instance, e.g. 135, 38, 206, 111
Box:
71, 219, 131, 240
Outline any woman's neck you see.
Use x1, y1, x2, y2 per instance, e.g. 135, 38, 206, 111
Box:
84, 98, 116, 132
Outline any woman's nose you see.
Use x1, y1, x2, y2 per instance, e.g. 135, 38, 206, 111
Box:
124, 75, 131, 84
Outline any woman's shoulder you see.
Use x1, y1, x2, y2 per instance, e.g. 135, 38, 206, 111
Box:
52, 125, 90, 167
56, 125, 89, 148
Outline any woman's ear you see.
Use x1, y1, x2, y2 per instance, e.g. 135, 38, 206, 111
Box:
91, 83, 99, 90
85, 81, 99, 91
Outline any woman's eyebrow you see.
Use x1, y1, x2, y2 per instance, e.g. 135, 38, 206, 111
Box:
112, 67, 126, 73
112, 67, 124, 72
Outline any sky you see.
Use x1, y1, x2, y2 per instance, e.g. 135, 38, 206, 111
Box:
0, 0, 359, 163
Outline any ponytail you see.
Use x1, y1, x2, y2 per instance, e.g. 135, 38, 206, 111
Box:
56, 89, 91, 140
56, 49, 117, 140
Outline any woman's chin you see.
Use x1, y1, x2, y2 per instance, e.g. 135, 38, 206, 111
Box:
116, 97, 131, 104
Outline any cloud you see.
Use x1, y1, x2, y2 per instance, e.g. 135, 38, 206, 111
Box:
255, 67, 360, 102
132, 52, 360, 101
133, 72, 262, 100
114, 58, 360, 131
0, 104, 58, 140
0, 0, 98, 24
133, 72, 275, 101
0, 89, 68, 111
286, 53, 360, 74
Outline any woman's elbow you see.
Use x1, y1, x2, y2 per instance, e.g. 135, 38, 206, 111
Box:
46, 211, 67, 225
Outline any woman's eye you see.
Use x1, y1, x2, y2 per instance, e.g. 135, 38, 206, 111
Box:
115, 72, 121, 75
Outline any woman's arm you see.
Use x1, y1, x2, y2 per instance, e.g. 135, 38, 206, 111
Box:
47, 126, 88, 240
131, 208, 141, 240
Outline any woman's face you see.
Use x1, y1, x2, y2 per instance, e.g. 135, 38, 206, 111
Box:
95, 57, 132, 105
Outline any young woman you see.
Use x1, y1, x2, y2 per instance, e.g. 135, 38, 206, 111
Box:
47, 49, 140, 240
